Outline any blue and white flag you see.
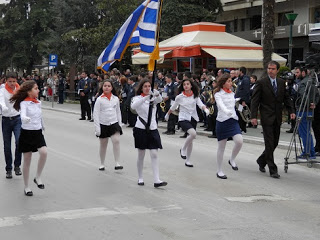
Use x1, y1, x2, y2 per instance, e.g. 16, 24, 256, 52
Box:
97, 0, 161, 72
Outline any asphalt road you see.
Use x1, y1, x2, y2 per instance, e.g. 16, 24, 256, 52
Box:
0, 109, 320, 240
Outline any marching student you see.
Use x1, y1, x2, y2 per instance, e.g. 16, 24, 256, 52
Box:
10, 80, 47, 196
0, 72, 22, 179
214, 73, 243, 179
165, 79, 210, 167
131, 79, 167, 188
93, 80, 123, 171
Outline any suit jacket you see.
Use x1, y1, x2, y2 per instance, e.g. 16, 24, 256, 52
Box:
251, 77, 294, 126
235, 75, 251, 104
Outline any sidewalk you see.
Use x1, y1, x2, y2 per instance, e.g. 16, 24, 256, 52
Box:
42, 100, 294, 149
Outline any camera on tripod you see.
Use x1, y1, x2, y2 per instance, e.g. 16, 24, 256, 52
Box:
295, 52, 320, 69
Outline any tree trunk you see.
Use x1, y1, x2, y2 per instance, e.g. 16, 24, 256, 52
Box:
262, 0, 275, 72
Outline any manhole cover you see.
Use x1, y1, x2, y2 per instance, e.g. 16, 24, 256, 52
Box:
225, 194, 290, 203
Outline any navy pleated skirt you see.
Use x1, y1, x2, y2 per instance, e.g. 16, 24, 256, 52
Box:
133, 127, 162, 150
216, 118, 241, 141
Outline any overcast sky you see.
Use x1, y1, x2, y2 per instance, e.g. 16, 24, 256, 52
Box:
0, 0, 9, 4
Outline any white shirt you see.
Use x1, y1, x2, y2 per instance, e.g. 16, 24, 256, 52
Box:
214, 89, 238, 122
93, 94, 121, 129
20, 100, 44, 130
170, 93, 204, 122
131, 94, 162, 130
0, 87, 20, 117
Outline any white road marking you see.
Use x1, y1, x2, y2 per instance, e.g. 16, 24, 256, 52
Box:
0, 205, 181, 228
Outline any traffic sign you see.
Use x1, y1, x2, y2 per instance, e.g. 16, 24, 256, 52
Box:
49, 54, 58, 66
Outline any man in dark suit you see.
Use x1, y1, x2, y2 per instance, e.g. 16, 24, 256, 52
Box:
126, 75, 138, 127
250, 61, 295, 178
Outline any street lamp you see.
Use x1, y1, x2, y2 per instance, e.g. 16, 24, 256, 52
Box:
285, 13, 298, 70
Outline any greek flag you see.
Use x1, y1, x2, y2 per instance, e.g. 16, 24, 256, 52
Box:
97, 0, 161, 72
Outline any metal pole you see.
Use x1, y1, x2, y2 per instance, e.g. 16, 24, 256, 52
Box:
288, 23, 293, 70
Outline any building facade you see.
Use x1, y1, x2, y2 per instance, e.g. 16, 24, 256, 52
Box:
216, 0, 320, 67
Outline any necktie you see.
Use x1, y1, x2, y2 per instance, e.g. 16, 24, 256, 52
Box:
272, 80, 277, 95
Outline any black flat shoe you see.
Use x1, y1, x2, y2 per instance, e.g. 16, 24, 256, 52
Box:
228, 160, 238, 171
99, 166, 105, 171
115, 166, 123, 170
185, 163, 193, 167
216, 173, 227, 179
24, 190, 33, 196
154, 182, 167, 188
79, 118, 86, 120
270, 173, 280, 179
180, 149, 186, 159
34, 178, 45, 189
256, 160, 266, 172
138, 182, 144, 186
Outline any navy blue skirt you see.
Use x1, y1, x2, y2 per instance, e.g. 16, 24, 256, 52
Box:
99, 122, 123, 138
179, 118, 197, 132
19, 129, 47, 153
216, 118, 241, 141
133, 127, 162, 150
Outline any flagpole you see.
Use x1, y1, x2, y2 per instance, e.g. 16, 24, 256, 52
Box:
146, 0, 163, 131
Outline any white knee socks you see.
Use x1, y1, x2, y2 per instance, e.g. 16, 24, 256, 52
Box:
230, 134, 243, 167
137, 149, 145, 183
182, 128, 196, 164
217, 139, 227, 176
136, 149, 161, 183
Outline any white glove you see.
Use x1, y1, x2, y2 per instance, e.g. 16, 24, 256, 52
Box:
152, 89, 160, 97
95, 128, 101, 137
226, 111, 233, 117
164, 113, 169, 121
21, 116, 31, 124
204, 108, 210, 116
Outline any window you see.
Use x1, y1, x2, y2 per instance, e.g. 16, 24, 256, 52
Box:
315, 8, 320, 23
278, 12, 292, 26
234, 19, 238, 32
250, 15, 262, 30
241, 19, 246, 31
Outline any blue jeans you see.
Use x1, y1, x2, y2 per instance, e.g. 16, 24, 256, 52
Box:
2, 116, 22, 171
297, 111, 315, 157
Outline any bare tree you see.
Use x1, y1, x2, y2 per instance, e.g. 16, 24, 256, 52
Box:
262, 0, 275, 71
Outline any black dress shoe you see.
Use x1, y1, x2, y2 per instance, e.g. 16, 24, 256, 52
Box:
79, 118, 86, 120
185, 163, 193, 167
208, 135, 217, 138
166, 131, 175, 135
216, 173, 227, 179
138, 182, 144, 186
180, 149, 186, 159
34, 178, 45, 189
180, 133, 188, 138
89, 119, 94, 122
163, 131, 169, 134
154, 181, 167, 188
115, 166, 123, 170
99, 166, 105, 171
270, 173, 280, 179
256, 160, 266, 172
14, 167, 22, 176
228, 160, 238, 171
6, 171, 12, 179
24, 190, 33, 196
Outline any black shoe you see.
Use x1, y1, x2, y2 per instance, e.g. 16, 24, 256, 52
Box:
24, 189, 33, 196
166, 131, 175, 135
34, 178, 45, 189
180, 133, 188, 138
14, 167, 22, 176
208, 135, 217, 138
185, 163, 193, 167
216, 173, 227, 179
286, 129, 294, 133
270, 173, 280, 179
79, 118, 86, 120
228, 160, 238, 171
138, 182, 144, 186
87, 118, 92, 121
154, 181, 167, 188
6, 171, 12, 179
180, 149, 186, 159
256, 160, 266, 173
89, 119, 94, 122
115, 166, 123, 170
99, 166, 105, 171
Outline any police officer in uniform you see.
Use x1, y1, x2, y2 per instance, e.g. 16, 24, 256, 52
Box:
78, 71, 92, 120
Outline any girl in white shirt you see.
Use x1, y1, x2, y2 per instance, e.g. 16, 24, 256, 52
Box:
131, 79, 167, 188
166, 79, 209, 167
214, 73, 243, 179
93, 80, 123, 171
11, 80, 47, 196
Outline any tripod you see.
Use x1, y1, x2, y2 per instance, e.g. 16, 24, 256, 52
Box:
284, 70, 320, 172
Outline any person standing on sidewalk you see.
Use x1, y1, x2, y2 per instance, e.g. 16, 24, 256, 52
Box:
0, 72, 22, 179
78, 71, 91, 120
10, 80, 47, 196
251, 61, 295, 179
93, 80, 123, 171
